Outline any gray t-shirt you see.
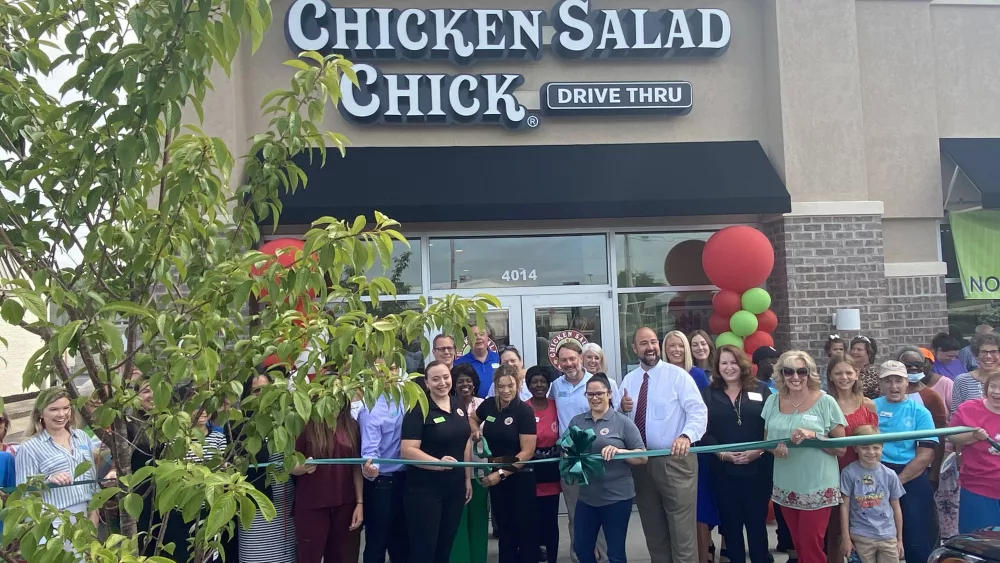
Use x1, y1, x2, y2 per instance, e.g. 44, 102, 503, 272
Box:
568, 409, 645, 507
840, 461, 906, 540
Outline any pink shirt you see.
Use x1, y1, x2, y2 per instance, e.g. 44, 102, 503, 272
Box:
930, 377, 954, 421
950, 399, 1000, 500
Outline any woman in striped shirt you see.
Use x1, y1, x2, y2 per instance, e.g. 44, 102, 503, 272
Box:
951, 332, 1000, 415
15, 388, 101, 525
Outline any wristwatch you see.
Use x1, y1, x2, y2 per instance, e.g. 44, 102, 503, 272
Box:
497, 469, 507, 481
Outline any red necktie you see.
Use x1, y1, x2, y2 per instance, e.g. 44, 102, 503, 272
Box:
635, 372, 649, 445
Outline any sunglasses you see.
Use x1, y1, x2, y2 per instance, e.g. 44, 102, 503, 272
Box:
903, 362, 924, 372
781, 367, 810, 378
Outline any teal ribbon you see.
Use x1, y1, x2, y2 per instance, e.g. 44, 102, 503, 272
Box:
7, 426, 986, 494
556, 426, 605, 486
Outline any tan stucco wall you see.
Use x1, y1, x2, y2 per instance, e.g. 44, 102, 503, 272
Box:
883, 218, 941, 263
932, 4, 1000, 137
0, 318, 44, 397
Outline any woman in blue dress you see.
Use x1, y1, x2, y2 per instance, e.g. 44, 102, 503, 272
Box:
663, 330, 719, 563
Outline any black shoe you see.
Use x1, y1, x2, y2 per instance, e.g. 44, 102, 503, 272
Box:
776, 543, 791, 553
538, 547, 547, 562
492, 529, 499, 539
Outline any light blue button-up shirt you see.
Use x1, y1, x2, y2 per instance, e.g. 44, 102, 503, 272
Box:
358, 395, 405, 479
548, 372, 622, 435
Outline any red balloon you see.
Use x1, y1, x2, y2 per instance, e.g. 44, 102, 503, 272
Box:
702, 226, 775, 293
743, 331, 775, 355
712, 290, 743, 317
252, 238, 308, 301
709, 313, 730, 335
756, 310, 778, 333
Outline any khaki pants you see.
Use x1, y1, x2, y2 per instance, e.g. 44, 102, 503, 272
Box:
851, 534, 900, 563
562, 482, 608, 563
631, 455, 698, 563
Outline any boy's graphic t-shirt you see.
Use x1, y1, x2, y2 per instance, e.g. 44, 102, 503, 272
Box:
840, 460, 906, 540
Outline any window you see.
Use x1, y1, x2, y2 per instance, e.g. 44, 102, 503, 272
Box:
617, 291, 714, 373
343, 240, 422, 295
615, 232, 714, 288
429, 234, 609, 289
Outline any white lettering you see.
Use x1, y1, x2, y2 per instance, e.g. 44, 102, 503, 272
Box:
631, 10, 662, 50
554, 0, 593, 54
476, 9, 505, 50
374, 8, 393, 50
597, 11, 628, 50
332, 8, 371, 50
609, 88, 620, 103
699, 8, 731, 49
449, 75, 480, 117
668, 86, 682, 103
558, 88, 572, 104
573, 88, 586, 104
626, 87, 637, 103
426, 74, 446, 116
397, 9, 428, 52
287, 0, 329, 51
654, 87, 667, 103
510, 10, 544, 53
385, 75, 423, 117
665, 9, 694, 49
341, 63, 380, 118
431, 9, 474, 58
484, 74, 526, 121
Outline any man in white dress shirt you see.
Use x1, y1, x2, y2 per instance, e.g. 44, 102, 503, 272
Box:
619, 327, 707, 563
549, 340, 622, 563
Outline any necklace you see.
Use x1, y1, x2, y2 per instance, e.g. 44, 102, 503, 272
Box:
733, 391, 743, 425
786, 395, 805, 414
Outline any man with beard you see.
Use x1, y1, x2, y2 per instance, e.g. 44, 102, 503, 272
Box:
618, 327, 706, 563
549, 340, 622, 563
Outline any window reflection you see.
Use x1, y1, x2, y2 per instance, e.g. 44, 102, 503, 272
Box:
327, 299, 425, 372
343, 240, 421, 294
429, 235, 608, 289
533, 306, 603, 369
618, 291, 714, 373
615, 232, 714, 288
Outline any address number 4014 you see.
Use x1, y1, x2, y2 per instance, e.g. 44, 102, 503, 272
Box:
501, 269, 538, 282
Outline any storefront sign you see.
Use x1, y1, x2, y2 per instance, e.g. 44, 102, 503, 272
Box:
541, 81, 692, 115
949, 210, 1000, 299
285, 0, 731, 129
547, 330, 589, 364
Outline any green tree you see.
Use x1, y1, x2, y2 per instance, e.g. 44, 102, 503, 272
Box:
0, 0, 497, 561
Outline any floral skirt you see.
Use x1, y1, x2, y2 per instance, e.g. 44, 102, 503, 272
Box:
935, 453, 960, 539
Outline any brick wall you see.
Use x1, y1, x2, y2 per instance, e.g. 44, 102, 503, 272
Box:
764, 214, 946, 364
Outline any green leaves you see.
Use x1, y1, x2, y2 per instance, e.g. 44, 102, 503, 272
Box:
122, 493, 143, 519
205, 494, 236, 537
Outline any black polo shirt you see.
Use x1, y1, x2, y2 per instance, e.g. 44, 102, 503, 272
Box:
700, 380, 773, 477
476, 398, 536, 458
402, 396, 471, 489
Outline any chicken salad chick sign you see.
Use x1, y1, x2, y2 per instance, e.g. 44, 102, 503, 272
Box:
284, 0, 731, 130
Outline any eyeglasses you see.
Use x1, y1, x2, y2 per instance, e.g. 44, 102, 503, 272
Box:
781, 367, 810, 378
434, 346, 456, 353
978, 349, 1000, 357
585, 391, 608, 399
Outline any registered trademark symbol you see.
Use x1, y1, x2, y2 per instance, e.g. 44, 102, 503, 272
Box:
526, 115, 539, 128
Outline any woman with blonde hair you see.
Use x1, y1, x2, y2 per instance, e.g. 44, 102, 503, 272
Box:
581, 343, 608, 378
15, 388, 101, 525
662, 329, 714, 562
762, 351, 847, 563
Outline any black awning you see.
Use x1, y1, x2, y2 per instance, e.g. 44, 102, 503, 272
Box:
941, 138, 1000, 208
273, 140, 789, 225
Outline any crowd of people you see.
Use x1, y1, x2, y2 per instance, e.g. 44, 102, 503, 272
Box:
3, 322, 1000, 563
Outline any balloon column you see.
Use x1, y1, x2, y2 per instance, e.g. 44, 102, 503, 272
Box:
701, 227, 779, 355
250, 238, 312, 370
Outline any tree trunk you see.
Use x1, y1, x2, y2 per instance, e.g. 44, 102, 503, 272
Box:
110, 417, 138, 538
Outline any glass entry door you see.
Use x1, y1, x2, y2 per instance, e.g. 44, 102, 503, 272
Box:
520, 294, 618, 380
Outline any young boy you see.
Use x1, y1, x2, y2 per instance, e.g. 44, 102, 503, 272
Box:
840, 425, 906, 563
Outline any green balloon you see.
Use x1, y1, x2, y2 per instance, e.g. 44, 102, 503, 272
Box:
741, 288, 772, 315
729, 310, 759, 337
716, 331, 744, 349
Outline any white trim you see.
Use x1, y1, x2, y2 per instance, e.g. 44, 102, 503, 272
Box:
930, 0, 1000, 6
884, 261, 948, 278
616, 284, 718, 294
786, 201, 885, 217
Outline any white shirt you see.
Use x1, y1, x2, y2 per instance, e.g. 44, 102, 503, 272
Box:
620, 360, 708, 449
548, 371, 623, 435
486, 380, 533, 402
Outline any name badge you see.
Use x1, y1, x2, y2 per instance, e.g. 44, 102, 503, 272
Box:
535, 417, 541, 423
433, 416, 446, 424
491, 363, 500, 369
747, 392, 763, 402
802, 414, 819, 422
558, 392, 568, 398
880, 411, 893, 418
486, 416, 496, 423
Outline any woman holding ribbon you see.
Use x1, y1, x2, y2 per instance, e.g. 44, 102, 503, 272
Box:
762, 351, 847, 563
568, 373, 646, 563
402, 360, 473, 563
450, 363, 488, 563
469, 364, 538, 563
949, 370, 1000, 532
700, 345, 772, 563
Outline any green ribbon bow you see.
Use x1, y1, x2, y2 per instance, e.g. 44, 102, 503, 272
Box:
557, 426, 606, 486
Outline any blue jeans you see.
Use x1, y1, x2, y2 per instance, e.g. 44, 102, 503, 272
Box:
890, 467, 938, 563
959, 487, 1000, 533
573, 499, 632, 563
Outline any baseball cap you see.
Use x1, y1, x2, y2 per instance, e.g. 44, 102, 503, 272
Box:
919, 347, 935, 362
752, 346, 780, 364
878, 360, 908, 379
